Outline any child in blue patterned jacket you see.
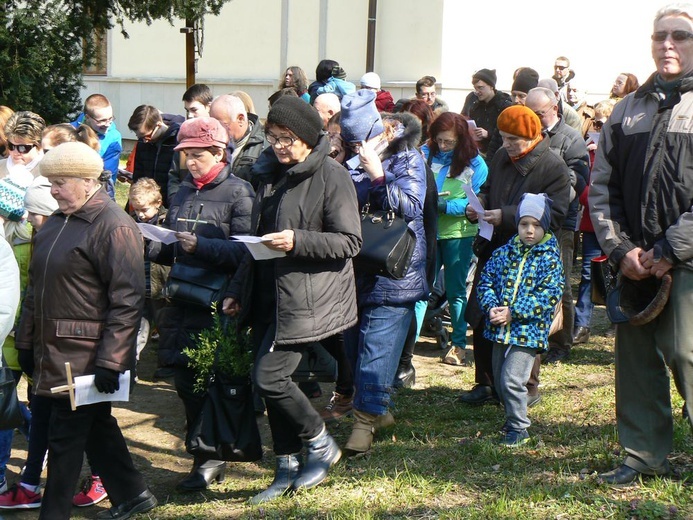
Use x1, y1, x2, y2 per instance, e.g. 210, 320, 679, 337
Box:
477, 193, 564, 447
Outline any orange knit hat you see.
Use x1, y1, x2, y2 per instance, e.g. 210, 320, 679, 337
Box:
496, 105, 542, 140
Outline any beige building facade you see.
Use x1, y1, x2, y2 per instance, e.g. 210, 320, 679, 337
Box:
86, 0, 671, 141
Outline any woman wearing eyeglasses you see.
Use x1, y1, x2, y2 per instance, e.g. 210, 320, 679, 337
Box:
421, 112, 488, 366
222, 97, 361, 503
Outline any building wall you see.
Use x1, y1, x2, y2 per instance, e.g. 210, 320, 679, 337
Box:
87, 0, 671, 142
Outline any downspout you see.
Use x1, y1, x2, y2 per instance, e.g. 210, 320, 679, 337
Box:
366, 0, 377, 72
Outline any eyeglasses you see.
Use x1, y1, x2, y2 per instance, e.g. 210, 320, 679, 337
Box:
87, 113, 115, 125
435, 138, 457, 148
418, 91, 436, 99
554, 65, 568, 71
533, 102, 557, 117
652, 30, 693, 42
266, 132, 299, 147
136, 126, 158, 142
8, 142, 36, 154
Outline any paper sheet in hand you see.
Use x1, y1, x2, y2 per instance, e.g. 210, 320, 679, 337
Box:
462, 184, 494, 241
231, 235, 286, 260
73, 371, 131, 407
138, 223, 178, 245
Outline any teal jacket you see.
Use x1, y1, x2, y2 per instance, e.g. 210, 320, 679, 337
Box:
477, 233, 564, 351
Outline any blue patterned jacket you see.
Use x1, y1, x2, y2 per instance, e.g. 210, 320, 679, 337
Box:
477, 233, 564, 350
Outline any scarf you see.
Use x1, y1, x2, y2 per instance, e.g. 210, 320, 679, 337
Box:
192, 161, 225, 189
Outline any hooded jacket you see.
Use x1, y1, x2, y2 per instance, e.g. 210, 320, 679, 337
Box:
590, 72, 693, 270
348, 112, 429, 307
227, 135, 362, 345
477, 233, 564, 350
15, 189, 144, 397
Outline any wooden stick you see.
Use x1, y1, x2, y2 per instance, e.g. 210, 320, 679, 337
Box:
50, 362, 77, 411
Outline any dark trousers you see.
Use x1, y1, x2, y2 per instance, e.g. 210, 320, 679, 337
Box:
254, 323, 324, 455
22, 395, 52, 486
40, 400, 147, 520
321, 333, 353, 397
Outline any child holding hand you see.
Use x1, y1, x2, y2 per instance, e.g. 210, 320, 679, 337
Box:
477, 193, 564, 447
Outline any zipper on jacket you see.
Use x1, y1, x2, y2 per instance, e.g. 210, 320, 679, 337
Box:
503, 248, 530, 345
35, 216, 70, 391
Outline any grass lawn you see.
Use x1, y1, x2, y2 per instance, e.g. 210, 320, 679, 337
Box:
7, 181, 689, 519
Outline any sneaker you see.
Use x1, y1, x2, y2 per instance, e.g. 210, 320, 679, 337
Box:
0, 484, 42, 509
72, 476, 108, 507
527, 394, 542, 408
320, 392, 353, 423
498, 429, 530, 448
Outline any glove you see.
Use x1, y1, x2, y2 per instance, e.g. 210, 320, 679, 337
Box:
94, 367, 120, 394
437, 200, 447, 214
17, 349, 35, 377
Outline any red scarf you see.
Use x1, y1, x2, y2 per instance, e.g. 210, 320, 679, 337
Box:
192, 162, 225, 189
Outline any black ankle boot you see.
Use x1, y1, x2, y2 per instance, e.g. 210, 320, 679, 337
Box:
292, 426, 341, 490
393, 363, 416, 388
248, 453, 302, 505
176, 459, 226, 492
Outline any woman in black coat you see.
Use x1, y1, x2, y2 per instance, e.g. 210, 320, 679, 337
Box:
149, 117, 254, 492
223, 97, 361, 504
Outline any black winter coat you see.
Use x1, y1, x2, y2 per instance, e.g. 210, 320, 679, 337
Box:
132, 123, 180, 208
150, 164, 255, 367
227, 136, 362, 345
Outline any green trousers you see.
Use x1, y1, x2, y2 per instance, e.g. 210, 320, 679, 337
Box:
615, 268, 693, 474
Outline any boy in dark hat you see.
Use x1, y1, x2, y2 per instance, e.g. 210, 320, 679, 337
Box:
476, 193, 564, 447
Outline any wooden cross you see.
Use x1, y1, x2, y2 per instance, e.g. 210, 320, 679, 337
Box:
177, 203, 208, 233
50, 362, 76, 411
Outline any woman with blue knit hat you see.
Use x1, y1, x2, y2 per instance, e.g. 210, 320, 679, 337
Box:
477, 192, 564, 447
340, 89, 428, 455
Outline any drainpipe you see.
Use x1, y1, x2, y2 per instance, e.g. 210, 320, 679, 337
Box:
366, 0, 377, 72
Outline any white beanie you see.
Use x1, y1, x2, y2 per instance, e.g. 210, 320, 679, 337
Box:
360, 72, 381, 90
24, 176, 58, 216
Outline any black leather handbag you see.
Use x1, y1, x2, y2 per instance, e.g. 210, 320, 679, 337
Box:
590, 255, 615, 306
164, 262, 229, 308
354, 205, 416, 279
0, 366, 23, 430
186, 374, 263, 462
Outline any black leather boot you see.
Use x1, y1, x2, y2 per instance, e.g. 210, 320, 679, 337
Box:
176, 459, 226, 492
292, 426, 341, 490
248, 453, 302, 505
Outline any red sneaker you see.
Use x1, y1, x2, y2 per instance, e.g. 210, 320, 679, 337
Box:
72, 475, 108, 507
0, 484, 42, 509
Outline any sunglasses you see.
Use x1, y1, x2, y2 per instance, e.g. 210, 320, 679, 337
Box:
651, 30, 693, 42
554, 65, 568, 71
8, 142, 36, 154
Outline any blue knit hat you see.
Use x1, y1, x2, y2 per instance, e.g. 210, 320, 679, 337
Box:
340, 90, 384, 143
515, 192, 552, 231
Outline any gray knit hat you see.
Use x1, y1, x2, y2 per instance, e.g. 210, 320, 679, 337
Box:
40, 142, 103, 180
515, 192, 552, 231
340, 90, 384, 143
472, 68, 497, 88
24, 175, 58, 216
266, 96, 323, 148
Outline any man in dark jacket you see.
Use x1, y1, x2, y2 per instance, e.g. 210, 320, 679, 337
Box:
12, 142, 156, 519
128, 105, 181, 208
210, 94, 267, 189
590, 4, 693, 485
526, 87, 589, 363
462, 68, 513, 156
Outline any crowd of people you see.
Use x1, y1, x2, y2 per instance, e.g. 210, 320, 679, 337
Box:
0, 3, 691, 517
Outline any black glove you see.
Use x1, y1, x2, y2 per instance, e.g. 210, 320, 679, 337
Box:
94, 367, 120, 394
17, 349, 35, 377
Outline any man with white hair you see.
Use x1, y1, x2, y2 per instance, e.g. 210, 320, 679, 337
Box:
313, 93, 341, 129
209, 94, 266, 187
591, 2, 693, 484
537, 78, 582, 133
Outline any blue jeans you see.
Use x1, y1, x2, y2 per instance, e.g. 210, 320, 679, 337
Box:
346, 303, 414, 416
575, 232, 602, 328
438, 237, 475, 347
